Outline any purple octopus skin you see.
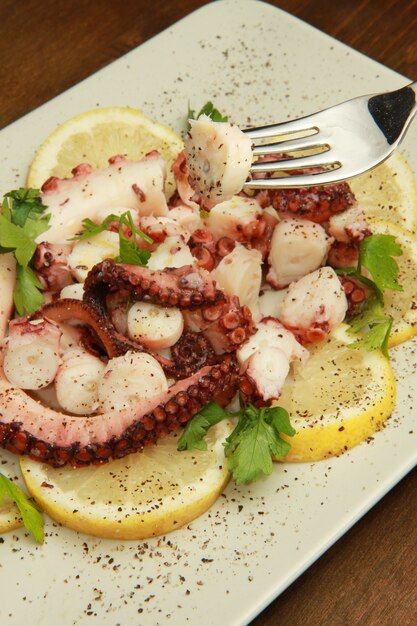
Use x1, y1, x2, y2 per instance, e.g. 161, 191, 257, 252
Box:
83, 259, 225, 308
0, 355, 239, 467
33, 242, 73, 292
0, 259, 256, 467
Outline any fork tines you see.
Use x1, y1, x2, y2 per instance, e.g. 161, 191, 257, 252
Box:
242, 121, 342, 188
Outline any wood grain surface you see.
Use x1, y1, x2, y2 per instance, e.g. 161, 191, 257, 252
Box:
0, 1, 416, 624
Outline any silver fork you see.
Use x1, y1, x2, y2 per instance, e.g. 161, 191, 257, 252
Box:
243, 81, 417, 189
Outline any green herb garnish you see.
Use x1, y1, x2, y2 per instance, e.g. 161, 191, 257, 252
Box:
336, 233, 403, 356
69, 214, 120, 241
177, 402, 227, 451
114, 211, 152, 266
0, 188, 50, 315
14, 265, 45, 316
178, 401, 295, 485
347, 299, 393, 358
72, 211, 153, 267
358, 234, 403, 293
188, 101, 229, 128
3, 188, 47, 227
0, 472, 44, 544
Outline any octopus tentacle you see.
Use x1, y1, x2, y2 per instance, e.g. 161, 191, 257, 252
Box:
237, 374, 273, 408
263, 182, 356, 223
190, 212, 276, 271
0, 355, 239, 467
2, 249, 254, 467
189, 229, 217, 271
38, 153, 169, 244
38, 291, 240, 380
83, 259, 225, 308
165, 331, 217, 378
338, 274, 371, 319
184, 296, 256, 354
36, 298, 138, 359
33, 242, 73, 292
244, 156, 356, 223
327, 240, 361, 269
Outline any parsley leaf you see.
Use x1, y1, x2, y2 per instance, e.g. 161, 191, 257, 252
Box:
347, 299, 392, 358
14, 265, 45, 316
0, 472, 44, 544
0, 188, 50, 315
177, 402, 229, 451
4, 188, 46, 227
114, 212, 152, 266
188, 101, 229, 128
0, 215, 38, 267
359, 234, 403, 293
335, 233, 403, 356
70, 214, 121, 241
23, 216, 51, 242
225, 406, 295, 484
350, 318, 392, 357
177, 402, 295, 484
117, 235, 151, 266
72, 211, 152, 267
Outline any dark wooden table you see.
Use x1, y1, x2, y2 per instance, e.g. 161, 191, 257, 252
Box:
0, 1, 416, 624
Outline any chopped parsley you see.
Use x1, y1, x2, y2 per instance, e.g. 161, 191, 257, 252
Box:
0, 188, 50, 315
358, 233, 403, 293
336, 233, 403, 357
69, 213, 119, 241
0, 472, 44, 544
178, 401, 295, 484
347, 299, 393, 357
72, 210, 153, 267
188, 101, 228, 128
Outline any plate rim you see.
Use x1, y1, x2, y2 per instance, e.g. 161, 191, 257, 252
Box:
0, 2, 416, 625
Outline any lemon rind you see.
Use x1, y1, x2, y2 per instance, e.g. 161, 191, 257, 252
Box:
282, 362, 395, 462
0, 502, 23, 534
26, 106, 184, 189
354, 151, 417, 232
278, 326, 397, 462
20, 466, 230, 540
19, 423, 232, 540
367, 218, 417, 346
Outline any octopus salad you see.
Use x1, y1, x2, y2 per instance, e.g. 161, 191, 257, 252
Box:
0, 112, 380, 472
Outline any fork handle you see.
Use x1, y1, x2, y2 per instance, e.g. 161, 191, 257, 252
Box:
368, 81, 417, 145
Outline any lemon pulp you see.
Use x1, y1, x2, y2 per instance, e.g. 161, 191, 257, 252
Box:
351, 152, 417, 232
277, 326, 396, 462
27, 107, 184, 198
0, 495, 23, 534
20, 421, 232, 540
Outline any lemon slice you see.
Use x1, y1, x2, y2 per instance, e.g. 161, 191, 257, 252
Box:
19, 421, 232, 540
0, 495, 23, 534
277, 325, 396, 462
26, 107, 184, 198
351, 152, 417, 232
363, 218, 417, 346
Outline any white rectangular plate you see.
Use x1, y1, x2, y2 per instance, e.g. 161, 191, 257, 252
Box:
0, 2, 416, 625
